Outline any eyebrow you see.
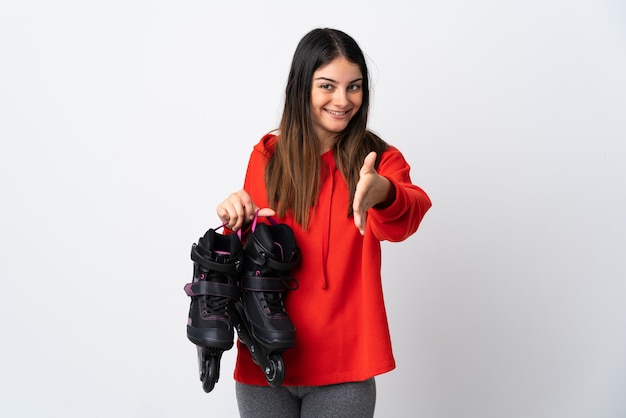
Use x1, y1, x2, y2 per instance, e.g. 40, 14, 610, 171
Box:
314, 77, 363, 83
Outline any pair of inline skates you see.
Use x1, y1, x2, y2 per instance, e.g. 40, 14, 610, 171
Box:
184, 215, 300, 393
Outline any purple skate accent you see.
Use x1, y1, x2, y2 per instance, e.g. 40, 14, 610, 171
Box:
273, 242, 284, 259
184, 281, 240, 299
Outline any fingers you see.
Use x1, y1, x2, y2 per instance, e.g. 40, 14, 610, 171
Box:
216, 192, 244, 231
353, 152, 377, 235
216, 190, 276, 231
257, 207, 276, 218
353, 182, 369, 236
353, 206, 367, 236
216, 190, 255, 231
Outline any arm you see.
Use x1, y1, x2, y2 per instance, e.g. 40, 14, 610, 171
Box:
353, 147, 431, 241
216, 189, 275, 232
216, 136, 275, 231
352, 152, 393, 235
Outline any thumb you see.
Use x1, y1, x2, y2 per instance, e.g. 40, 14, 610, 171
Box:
360, 152, 377, 175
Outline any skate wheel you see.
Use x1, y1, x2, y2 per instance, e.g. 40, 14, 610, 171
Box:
201, 355, 219, 393
265, 353, 285, 388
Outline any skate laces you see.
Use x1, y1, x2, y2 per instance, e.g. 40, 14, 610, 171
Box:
195, 272, 231, 319
254, 267, 288, 317
201, 295, 230, 318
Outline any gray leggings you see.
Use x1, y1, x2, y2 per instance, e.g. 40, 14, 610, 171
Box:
235, 378, 376, 418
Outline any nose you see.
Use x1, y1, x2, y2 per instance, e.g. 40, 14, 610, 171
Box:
332, 89, 349, 107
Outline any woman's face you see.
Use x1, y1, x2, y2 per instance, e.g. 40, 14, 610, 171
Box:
310, 56, 363, 144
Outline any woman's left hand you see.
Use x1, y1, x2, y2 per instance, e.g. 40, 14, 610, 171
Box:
352, 152, 392, 235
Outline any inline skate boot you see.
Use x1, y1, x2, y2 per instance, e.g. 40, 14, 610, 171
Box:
184, 228, 243, 393
231, 217, 300, 387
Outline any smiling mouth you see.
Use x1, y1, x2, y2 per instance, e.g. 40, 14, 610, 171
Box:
325, 109, 350, 116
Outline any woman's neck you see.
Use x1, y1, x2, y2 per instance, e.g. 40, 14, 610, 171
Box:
319, 135, 337, 154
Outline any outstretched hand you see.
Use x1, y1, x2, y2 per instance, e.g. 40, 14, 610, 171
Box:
216, 189, 275, 231
352, 152, 392, 235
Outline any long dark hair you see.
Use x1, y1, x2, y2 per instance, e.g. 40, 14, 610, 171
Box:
265, 28, 388, 228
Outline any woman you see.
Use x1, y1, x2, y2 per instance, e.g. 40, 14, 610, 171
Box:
217, 28, 431, 418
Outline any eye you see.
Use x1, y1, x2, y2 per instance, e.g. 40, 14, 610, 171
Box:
348, 84, 362, 91
320, 83, 334, 91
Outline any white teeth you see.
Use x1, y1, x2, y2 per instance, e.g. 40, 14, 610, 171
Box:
326, 109, 348, 116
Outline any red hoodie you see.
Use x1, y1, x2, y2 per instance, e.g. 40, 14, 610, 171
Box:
234, 133, 431, 386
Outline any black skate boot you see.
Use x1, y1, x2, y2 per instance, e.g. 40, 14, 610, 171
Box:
184, 228, 243, 393
232, 219, 300, 387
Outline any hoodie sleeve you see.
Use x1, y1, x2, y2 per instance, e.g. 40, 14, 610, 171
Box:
367, 146, 432, 242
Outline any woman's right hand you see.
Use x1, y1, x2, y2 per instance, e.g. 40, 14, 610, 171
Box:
216, 189, 276, 232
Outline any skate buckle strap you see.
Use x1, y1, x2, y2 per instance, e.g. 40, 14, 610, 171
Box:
247, 209, 300, 291
250, 209, 301, 269
191, 244, 242, 273
184, 281, 240, 299
240, 275, 288, 292
252, 251, 298, 272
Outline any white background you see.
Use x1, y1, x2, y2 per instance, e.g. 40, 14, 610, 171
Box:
1, 1, 625, 417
